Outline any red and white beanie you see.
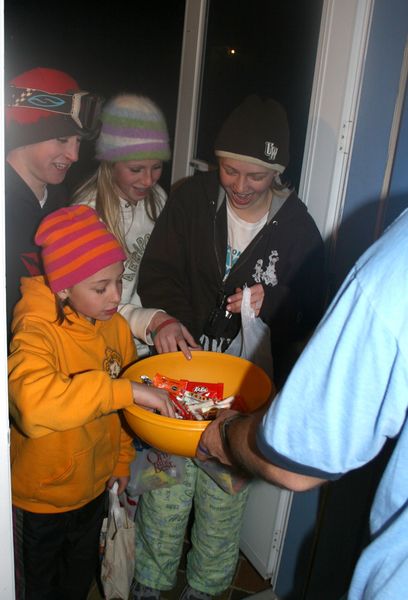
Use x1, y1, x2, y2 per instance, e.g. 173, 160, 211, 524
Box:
7, 68, 87, 150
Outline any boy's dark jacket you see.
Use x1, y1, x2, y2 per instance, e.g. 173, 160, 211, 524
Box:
5, 162, 68, 343
139, 169, 325, 352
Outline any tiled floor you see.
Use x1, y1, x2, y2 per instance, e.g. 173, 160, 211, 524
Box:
87, 541, 275, 600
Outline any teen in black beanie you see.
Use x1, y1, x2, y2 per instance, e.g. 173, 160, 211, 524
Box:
133, 95, 325, 600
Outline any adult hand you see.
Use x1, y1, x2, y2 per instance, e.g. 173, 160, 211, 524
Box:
226, 284, 264, 316
106, 475, 129, 495
149, 313, 202, 360
196, 409, 239, 465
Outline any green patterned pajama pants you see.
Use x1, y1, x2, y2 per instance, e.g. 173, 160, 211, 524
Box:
134, 459, 250, 595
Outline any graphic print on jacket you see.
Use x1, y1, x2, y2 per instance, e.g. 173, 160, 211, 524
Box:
122, 233, 151, 284
253, 250, 279, 286
104, 347, 123, 379
201, 248, 282, 352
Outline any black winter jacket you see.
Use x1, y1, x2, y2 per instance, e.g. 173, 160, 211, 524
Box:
5, 162, 69, 342
139, 170, 325, 355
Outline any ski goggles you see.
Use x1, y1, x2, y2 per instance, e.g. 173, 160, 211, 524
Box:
7, 85, 103, 133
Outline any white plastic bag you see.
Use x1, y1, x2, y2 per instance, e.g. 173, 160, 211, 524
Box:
226, 285, 274, 379
101, 482, 135, 600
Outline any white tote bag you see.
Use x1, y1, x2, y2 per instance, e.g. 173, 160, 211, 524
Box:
226, 285, 274, 380
101, 482, 135, 600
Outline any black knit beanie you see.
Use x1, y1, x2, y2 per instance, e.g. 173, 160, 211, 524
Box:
6, 68, 98, 151
214, 95, 289, 173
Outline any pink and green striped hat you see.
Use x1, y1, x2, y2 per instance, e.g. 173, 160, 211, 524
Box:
96, 94, 171, 162
35, 205, 126, 292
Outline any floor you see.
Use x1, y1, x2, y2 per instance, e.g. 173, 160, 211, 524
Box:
87, 540, 277, 600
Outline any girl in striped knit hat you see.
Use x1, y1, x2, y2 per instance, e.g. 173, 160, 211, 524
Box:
74, 94, 200, 359
8, 205, 175, 599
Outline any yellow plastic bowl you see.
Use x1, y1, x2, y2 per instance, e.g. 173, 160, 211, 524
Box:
122, 351, 273, 457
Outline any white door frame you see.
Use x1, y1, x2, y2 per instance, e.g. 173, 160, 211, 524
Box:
172, 0, 374, 243
300, 0, 375, 241
171, 0, 209, 185
0, 0, 16, 595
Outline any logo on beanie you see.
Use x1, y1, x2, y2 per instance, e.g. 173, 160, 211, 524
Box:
264, 141, 278, 161
11, 88, 66, 109
27, 94, 66, 109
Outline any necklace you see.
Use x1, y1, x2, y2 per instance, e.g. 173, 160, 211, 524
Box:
121, 200, 136, 239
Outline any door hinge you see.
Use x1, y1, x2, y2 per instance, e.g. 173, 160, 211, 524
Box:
338, 120, 354, 155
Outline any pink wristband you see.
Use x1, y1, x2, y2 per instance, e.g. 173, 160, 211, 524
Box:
151, 318, 179, 339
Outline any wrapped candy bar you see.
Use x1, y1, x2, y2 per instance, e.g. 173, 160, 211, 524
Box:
141, 373, 242, 420
152, 374, 192, 419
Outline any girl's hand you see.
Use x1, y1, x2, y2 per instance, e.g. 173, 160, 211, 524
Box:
154, 321, 202, 360
226, 284, 265, 316
131, 382, 176, 418
106, 475, 129, 495
149, 313, 202, 360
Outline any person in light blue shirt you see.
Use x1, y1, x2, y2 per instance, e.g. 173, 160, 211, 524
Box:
198, 207, 408, 599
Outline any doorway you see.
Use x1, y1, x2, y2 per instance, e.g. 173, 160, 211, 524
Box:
1, 1, 377, 597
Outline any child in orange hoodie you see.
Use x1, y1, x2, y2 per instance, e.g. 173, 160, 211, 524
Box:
8, 204, 174, 599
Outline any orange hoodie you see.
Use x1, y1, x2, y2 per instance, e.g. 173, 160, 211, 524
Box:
8, 276, 136, 513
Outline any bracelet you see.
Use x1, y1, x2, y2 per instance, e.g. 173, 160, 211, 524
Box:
151, 318, 179, 340
219, 413, 246, 455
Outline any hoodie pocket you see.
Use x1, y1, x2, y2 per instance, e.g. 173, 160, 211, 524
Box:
35, 445, 107, 507
12, 423, 116, 509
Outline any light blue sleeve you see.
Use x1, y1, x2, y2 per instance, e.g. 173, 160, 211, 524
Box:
257, 268, 408, 479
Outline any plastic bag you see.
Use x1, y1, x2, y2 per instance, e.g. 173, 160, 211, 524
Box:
101, 482, 135, 600
126, 438, 186, 497
226, 285, 273, 380
194, 458, 252, 494
119, 491, 139, 521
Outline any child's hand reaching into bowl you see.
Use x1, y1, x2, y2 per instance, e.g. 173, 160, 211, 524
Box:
131, 382, 175, 417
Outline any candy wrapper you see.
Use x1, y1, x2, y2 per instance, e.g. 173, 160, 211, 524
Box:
143, 373, 242, 420
151, 373, 191, 419
230, 394, 249, 412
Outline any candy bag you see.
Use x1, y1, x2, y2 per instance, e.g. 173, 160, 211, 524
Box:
226, 285, 274, 380
127, 438, 186, 497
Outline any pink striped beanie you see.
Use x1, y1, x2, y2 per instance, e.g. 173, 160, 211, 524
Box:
95, 94, 171, 162
35, 205, 126, 292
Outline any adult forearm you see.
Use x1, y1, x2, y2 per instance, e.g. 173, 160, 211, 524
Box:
228, 415, 323, 491
199, 410, 325, 492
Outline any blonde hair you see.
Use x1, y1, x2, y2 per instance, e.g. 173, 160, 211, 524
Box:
271, 173, 293, 197
73, 162, 162, 255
